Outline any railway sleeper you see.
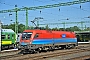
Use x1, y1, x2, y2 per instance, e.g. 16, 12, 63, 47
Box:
19, 49, 35, 54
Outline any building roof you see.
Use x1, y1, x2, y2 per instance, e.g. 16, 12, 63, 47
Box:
74, 31, 90, 33
2, 29, 14, 33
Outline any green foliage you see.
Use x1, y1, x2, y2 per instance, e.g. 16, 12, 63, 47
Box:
45, 25, 49, 30
59, 28, 64, 31
52, 27, 59, 31
29, 26, 34, 29
2, 25, 9, 29
2, 23, 90, 33
2, 23, 25, 33
51, 26, 81, 31
9, 24, 15, 31
18, 24, 25, 33
68, 26, 81, 31
40, 27, 46, 30
84, 27, 90, 31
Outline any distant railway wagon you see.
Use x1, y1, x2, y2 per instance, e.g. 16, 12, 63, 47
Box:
1, 29, 16, 50
19, 29, 77, 54
75, 31, 90, 42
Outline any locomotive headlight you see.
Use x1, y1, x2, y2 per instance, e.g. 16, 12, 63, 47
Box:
30, 41, 32, 44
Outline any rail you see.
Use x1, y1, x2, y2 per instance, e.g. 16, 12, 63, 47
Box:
1, 45, 90, 60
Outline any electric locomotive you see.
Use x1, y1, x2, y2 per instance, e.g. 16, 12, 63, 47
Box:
19, 29, 77, 53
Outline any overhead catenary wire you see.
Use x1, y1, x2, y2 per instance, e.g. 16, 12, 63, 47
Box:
0, 0, 89, 27
35, 0, 90, 12
31, 0, 90, 21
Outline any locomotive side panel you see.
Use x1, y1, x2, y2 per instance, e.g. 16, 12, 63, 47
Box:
32, 33, 54, 44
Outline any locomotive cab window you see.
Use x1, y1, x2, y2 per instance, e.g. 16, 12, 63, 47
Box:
22, 32, 32, 40
1, 35, 6, 39
34, 34, 39, 38
12, 34, 14, 39
8, 35, 10, 39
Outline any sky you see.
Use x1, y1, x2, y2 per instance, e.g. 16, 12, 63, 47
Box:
0, 0, 90, 29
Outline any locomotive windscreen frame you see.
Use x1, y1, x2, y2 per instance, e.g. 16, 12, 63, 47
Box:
22, 32, 32, 40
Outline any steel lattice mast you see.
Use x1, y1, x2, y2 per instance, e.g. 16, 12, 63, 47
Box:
39, 21, 90, 30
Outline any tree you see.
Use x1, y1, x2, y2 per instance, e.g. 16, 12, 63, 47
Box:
84, 27, 90, 31
65, 28, 71, 31
18, 24, 25, 33
40, 27, 46, 30
29, 26, 34, 30
2, 23, 25, 33
58, 28, 64, 31
70, 26, 81, 31
2, 24, 9, 29
45, 25, 49, 30
9, 23, 15, 31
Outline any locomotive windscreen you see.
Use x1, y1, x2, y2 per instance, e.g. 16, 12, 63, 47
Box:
22, 32, 32, 40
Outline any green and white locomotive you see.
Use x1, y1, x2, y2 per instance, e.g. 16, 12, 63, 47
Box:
1, 29, 16, 50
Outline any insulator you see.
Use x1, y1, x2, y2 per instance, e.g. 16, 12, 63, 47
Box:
9, 14, 12, 16
15, 5, 17, 7
10, 20, 13, 21
59, 8, 60, 11
67, 18, 69, 20
80, 5, 81, 9
40, 10, 41, 14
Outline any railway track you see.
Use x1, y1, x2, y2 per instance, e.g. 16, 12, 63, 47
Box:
70, 55, 90, 60
0, 49, 20, 57
46, 48, 90, 60
1, 45, 90, 60
0, 44, 89, 56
